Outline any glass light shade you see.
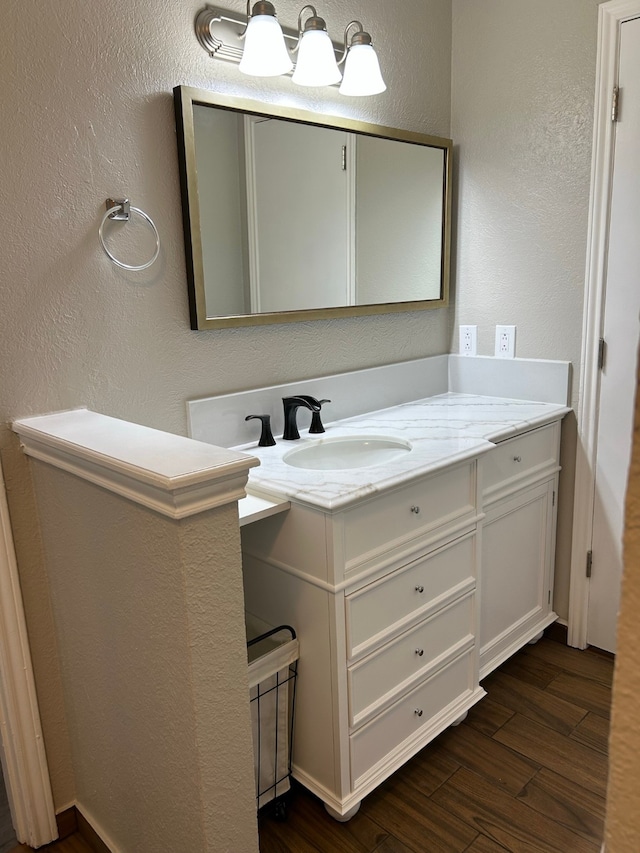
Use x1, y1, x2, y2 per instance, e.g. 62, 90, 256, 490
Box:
339, 43, 386, 96
239, 14, 293, 77
292, 30, 342, 87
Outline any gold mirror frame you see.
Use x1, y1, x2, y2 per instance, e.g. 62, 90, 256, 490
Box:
174, 85, 452, 330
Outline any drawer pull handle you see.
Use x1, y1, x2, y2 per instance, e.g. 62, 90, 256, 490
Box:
410, 505, 420, 514
414, 709, 423, 717
415, 585, 425, 594
415, 648, 424, 657
513, 455, 522, 462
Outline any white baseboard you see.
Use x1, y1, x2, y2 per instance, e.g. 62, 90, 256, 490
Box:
75, 801, 121, 853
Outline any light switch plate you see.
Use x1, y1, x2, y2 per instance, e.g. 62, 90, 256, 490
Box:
495, 325, 516, 358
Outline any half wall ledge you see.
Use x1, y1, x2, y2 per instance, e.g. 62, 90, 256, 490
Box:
12, 408, 259, 519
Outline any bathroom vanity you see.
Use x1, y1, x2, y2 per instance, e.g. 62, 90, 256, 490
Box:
8, 357, 569, 844
234, 391, 567, 819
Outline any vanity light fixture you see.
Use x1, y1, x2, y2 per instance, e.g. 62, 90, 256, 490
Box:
194, 4, 385, 96
238, 1, 292, 77
291, 6, 341, 87
338, 21, 386, 97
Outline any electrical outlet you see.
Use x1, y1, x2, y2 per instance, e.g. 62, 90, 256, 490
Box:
495, 325, 516, 358
459, 325, 477, 356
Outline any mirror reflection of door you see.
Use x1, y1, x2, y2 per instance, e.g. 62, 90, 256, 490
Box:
245, 117, 353, 313
356, 136, 444, 305
193, 106, 249, 317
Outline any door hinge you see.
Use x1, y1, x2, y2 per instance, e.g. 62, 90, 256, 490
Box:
552, 490, 556, 507
548, 589, 551, 605
598, 337, 606, 371
612, 86, 620, 122
341, 145, 347, 171
586, 550, 593, 579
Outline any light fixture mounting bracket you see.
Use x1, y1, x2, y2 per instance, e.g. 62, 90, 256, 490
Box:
194, 4, 340, 66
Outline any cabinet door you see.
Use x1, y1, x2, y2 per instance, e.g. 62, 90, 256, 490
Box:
479, 479, 557, 679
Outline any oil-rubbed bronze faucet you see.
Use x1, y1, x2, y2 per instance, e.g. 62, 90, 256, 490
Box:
282, 395, 330, 440
294, 395, 331, 434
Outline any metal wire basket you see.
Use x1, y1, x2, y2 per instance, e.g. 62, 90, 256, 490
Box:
246, 618, 299, 818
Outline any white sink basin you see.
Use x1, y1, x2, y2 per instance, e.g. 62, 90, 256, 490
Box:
282, 435, 412, 470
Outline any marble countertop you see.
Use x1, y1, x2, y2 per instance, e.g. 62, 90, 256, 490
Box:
238, 392, 570, 511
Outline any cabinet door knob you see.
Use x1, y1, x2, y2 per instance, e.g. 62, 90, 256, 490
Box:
415, 648, 424, 657
513, 455, 522, 462
410, 505, 420, 514
414, 709, 423, 717
415, 585, 425, 594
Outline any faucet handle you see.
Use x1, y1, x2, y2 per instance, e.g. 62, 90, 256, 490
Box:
308, 399, 331, 434
245, 414, 276, 447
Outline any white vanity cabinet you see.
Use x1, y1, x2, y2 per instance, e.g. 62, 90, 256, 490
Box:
479, 421, 561, 679
241, 459, 486, 819
238, 399, 566, 819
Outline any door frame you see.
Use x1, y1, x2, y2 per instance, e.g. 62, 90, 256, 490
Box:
0, 459, 57, 846
568, 0, 640, 649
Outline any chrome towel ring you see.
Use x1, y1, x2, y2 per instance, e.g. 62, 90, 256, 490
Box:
99, 198, 160, 271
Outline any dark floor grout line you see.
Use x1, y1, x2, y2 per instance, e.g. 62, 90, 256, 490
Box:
514, 793, 605, 848
544, 673, 596, 695
368, 823, 396, 853
459, 832, 482, 852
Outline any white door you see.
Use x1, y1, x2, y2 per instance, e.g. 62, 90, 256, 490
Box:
587, 16, 640, 653
245, 117, 353, 314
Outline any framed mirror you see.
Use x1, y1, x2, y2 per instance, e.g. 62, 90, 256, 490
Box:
174, 85, 452, 329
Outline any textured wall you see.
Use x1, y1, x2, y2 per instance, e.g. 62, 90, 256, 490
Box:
0, 0, 453, 814
30, 463, 258, 853
451, 0, 600, 378
450, 0, 602, 619
606, 356, 640, 850
0, 0, 452, 440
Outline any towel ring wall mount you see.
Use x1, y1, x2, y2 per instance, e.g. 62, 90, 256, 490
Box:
99, 198, 160, 271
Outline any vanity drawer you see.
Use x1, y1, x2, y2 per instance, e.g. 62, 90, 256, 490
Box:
348, 593, 474, 727
345, 532, 476, 657
342, 462, 476, 568
350, 650, 474, 788
483, 423, 559, 499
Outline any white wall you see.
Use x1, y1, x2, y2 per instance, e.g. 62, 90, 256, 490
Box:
450, 0, 603, 619
451, 0, 602, 395
0, 0, 453, 820
30, 464, 258, 853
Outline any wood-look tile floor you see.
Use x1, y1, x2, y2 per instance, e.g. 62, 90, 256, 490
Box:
259, 637, 614, 853
8, 637, 612, 853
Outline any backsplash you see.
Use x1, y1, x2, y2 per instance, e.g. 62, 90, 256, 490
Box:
188, 355, 570, 449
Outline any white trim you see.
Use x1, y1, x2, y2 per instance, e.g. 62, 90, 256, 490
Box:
15, 436, 252, 520
76, 800, 121, 853
0, 459, 57, 846
568, 0, 640, 648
